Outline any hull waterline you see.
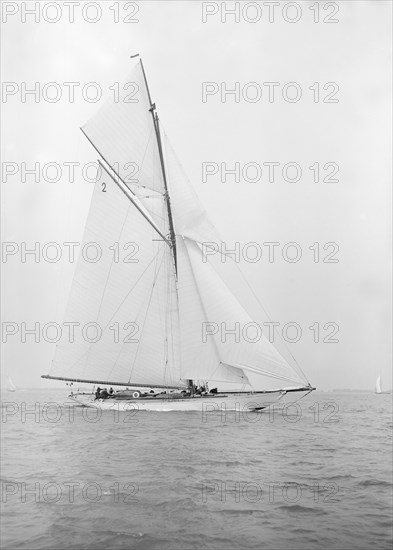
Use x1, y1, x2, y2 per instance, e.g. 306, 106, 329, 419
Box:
69, 390, 312, 412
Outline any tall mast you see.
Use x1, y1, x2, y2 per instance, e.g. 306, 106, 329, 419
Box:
139, 59, 177, 276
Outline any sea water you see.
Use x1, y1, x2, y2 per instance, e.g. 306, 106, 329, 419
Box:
1, 390, 392, 550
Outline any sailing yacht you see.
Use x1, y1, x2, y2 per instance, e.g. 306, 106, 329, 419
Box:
7, 376, 16, 392
375, 375, 390, 394
42, 58, 314, 411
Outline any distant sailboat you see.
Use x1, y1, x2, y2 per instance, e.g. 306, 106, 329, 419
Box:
41, 58, 315, 411
7, 376, 16, 392
375, 375, 390, 394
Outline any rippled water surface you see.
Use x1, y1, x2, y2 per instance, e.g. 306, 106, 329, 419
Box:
1, 390, 392, 550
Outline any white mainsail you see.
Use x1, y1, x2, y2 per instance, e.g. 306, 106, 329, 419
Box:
49, 168, 182, 388
375, 375, 382, 394
44, 60, 311, 394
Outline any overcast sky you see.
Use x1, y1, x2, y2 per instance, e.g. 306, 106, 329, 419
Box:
1, 0, 391, 390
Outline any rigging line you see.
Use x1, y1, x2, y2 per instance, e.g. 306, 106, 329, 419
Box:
134, 124, 166, 197
138, 125, 166, 200
127, 248, 167, 384
297, 388, 314, 401
139, 123, 155, 176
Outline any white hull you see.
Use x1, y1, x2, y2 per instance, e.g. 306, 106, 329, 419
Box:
70, 390, 310, 412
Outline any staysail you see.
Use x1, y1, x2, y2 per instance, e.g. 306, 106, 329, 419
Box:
176, 236, 248, 386
177, 237, 307, 391
43, 59, 311, 393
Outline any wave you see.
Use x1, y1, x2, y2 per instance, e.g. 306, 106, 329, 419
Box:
358, 479, 392, 488
276, 504, 327, 515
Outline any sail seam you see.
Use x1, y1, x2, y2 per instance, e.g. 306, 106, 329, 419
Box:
127, 248, 167, 384
193, 239, 310, 385
82, 200, 133, 374
181, 237, 224, 381
61, 249, 164, 378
